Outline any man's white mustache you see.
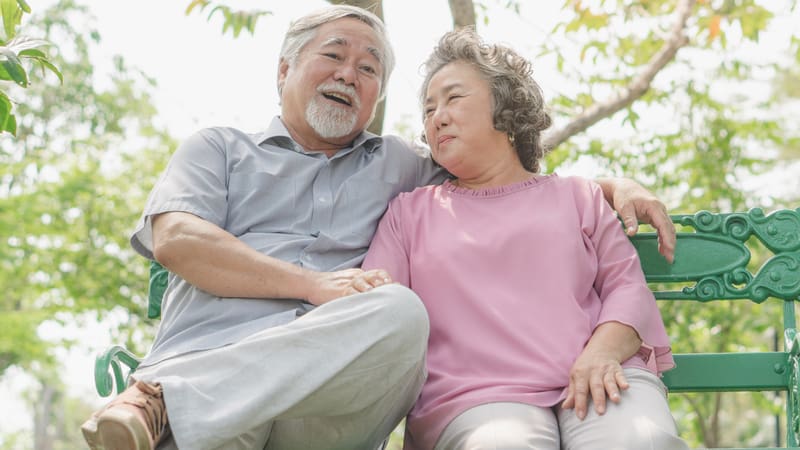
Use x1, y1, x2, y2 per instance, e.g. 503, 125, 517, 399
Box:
317, 83, 360, 109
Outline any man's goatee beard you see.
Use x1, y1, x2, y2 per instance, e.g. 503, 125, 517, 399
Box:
306, 98, 359, 138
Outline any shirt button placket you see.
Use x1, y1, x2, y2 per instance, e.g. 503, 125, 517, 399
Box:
311, 161, 334, 236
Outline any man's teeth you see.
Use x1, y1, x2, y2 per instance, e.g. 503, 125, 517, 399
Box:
323, 92, 352, 106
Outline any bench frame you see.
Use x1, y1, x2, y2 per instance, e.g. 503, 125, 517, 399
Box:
94, 208, 800, 449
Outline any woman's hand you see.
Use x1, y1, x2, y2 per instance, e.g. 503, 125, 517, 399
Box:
349, 269, 393, 294
562, 348, 629, 420
561, 321, 642, 420
306, 269, 393, 305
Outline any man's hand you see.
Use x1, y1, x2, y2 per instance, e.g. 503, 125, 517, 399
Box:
597, 177, 676, 263
306, 269, 393, 305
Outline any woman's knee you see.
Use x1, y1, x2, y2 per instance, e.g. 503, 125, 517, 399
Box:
559, 369, 688, 450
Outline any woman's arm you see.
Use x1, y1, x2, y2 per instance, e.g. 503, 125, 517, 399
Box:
563, 178, 674, 420
561, 321, 642, 420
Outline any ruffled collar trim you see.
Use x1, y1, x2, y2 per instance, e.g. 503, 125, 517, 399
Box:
442, 173, 557, 197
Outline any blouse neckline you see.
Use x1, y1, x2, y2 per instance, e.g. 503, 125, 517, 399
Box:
443, 173, 557, 197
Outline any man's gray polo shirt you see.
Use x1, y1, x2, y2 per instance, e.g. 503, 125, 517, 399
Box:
131, 117, 446, 367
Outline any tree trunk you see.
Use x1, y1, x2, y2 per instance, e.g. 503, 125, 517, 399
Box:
330, 0, 386, 134
448, 0, 477, 28
33, 383, 55, 450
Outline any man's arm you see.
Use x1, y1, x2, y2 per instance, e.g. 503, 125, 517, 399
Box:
151, 211, 387, 305
595, 177, 676, 263
561, 321, 641, 420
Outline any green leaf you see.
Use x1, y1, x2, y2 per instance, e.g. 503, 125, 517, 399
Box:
18, 47, 44, 58
23, 53, 63, 83
0, 0, 23, 40
0, 92, 17, 134
0, 46, 27, 86
6, 35, 51, 53
3, 109, 16, 134
185, 0, 208, 15
15, 0, 28, 13
0, 89, 11, 121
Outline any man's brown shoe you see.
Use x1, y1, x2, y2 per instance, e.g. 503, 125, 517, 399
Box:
81, 380, 169, 450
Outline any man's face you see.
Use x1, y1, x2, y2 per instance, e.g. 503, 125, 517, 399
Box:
278, 18, 383, 148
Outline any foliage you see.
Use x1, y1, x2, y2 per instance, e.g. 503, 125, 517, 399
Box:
184, 0, 271, 38
0, 0, 177, 444
0, 0, 62, 135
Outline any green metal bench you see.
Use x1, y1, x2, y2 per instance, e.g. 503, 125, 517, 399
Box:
93, 208, 800, 448
632, 208, 800, 449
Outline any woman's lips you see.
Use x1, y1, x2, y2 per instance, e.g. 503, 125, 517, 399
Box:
438, 135, 455, 146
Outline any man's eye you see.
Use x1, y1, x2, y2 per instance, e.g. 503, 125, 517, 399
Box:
360, 65, 377, 75
323, 53, 341, 60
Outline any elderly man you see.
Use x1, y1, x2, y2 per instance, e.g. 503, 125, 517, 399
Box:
81, 5, 675, 450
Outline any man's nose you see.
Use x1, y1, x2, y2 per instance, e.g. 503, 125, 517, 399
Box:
334, 63, 357, 86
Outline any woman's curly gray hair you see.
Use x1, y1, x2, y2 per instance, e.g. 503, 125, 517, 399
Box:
420, 28, 552, 172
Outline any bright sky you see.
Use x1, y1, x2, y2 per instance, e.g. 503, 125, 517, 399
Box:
1, 0, 797, 440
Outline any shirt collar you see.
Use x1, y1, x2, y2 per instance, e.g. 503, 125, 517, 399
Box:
254, 116, 382, 156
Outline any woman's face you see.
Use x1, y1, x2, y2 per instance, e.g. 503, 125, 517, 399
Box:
423, 61, 511, 177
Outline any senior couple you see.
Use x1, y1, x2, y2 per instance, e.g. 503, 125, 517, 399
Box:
81, 5, 688, 450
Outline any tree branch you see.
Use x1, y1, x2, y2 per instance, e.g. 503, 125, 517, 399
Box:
542, 0, 695, 150
448, 0, 477, 29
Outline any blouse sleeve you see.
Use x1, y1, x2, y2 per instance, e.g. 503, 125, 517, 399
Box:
362, 197, 412, 287
582, 180, 674, 373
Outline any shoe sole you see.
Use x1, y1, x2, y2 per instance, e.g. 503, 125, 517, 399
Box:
81, 408, 151, 450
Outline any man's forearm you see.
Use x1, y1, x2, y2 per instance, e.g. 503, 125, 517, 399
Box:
594, 177, 617, 206
152, 211, 314, 301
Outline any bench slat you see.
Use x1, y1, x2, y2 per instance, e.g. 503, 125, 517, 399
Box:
664, 352, 790, 393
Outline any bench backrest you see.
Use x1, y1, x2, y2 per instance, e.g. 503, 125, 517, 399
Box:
632, 208, 800, 447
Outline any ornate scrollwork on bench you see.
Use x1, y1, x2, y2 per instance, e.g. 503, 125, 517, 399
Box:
631, 208, 800, 303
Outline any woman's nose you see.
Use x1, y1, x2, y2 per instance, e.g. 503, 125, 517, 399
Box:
432, 107, 448, 129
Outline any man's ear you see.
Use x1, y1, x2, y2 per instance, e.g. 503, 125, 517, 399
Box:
277, 58, 290, 95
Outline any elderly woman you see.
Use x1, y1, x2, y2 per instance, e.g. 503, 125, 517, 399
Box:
361, 29, 688, 450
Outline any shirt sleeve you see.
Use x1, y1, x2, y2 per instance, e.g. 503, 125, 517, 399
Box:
362, 197, 411, 287
581, 179, 674, 373
130, 128, 230, 259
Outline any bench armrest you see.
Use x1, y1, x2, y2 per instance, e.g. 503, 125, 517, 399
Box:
94, 345, 142, 397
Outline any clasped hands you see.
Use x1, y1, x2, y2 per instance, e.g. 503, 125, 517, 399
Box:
306, 268, 393, 306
